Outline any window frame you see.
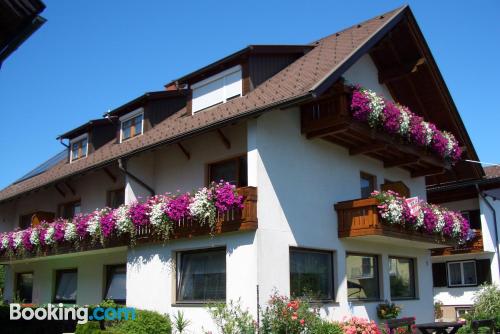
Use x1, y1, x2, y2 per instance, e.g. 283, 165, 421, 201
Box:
289, 247, 334, 302
57, 200, 81, 219
360, 172, 377, 198
107, 188, 125, 209
346, 252, 381, 302
15, 271, 34, 303
388, 256, 417, 300
191, 65, 242, 113
53, 268, 78, 304
69, 133, 89, 163
103, 264, 126, 304
175, 247, 227, 304
447, 260, 478, 287
119, 108, 144, 143
206, 154, 247, 187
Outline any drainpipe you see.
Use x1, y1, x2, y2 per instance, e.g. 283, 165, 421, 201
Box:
118, 158, 155, 196
476, 184, 500, 277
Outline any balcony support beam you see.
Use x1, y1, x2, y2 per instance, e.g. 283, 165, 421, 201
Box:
350, 143, 387, 156
177, 142, 191, 160
411, 167, 446, 178
217, 129, 231, 150
384, 156, 420, 168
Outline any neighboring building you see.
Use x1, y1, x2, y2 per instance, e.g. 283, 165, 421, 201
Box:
428, 167, 500, 321
0, 6, 486, 331
0, 0, 46, 68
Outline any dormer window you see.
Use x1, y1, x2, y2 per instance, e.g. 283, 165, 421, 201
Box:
70, 134, 88, 162
191, 65, 242, 113
120, 108, 144, 142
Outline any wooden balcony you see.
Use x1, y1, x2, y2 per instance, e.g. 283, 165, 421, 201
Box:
0, 187, 257, 263
431, 229, 484, 256
334, 197, 455, 249
301, 84, 448, 178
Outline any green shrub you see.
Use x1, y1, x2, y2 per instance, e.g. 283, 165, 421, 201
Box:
457, 284, 500, 334
310, 320, 343, 334
206, 299, 255, 334
75, 321, 106, 334
112, 309, 172, 334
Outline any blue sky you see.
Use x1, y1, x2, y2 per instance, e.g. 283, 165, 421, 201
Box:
0, 0, 498, 189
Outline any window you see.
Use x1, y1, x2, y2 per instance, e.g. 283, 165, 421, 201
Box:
16, 272, 33, 303
346, 253, 379, 300
104, 265, 126, 304
54, 269, 77, 303
177, 248, 226, 303
208, 155, 247, 187
192, 65, 242, 113
58, 201, 81, 219
120, 109, 144, 142
290, 248, 333, 300
107, 189, 125, 209
461, 210, 481, 230
448, 261, 477, 287
360, 172, 376, 198
456, 307, 472, 320
389, 257, 416, 299
70, 134, 88, 162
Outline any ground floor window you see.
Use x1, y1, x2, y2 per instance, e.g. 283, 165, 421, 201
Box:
16, 272, 33, 303
448, 261, 477, 287
104, 264, 126, 304
54, 269, 77, 303
289, 248, 333, 301
346, 253, 379, 301
389, 257, 416, 299
176, 248, 226, 303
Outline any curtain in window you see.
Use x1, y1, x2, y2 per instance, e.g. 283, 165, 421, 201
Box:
290, 250, 332, 300
178, 250, 226, 302
106, 266, 126, 302
55, 271, 77, 302
389, 257, 415, 299
448, 263, 462, 285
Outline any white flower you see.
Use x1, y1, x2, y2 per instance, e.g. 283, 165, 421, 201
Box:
380, 198, 403, 225
415, 209, 425, 229
364, 89, 385, 128
422, 121, 434, 146
442, 131, 457, 158
399, 106, 412, 137
13, 232, 23, 249
115, 205, 132, 235
87, 213, 101, 237
189, 187, 216, 225
149, 202, 166, 227
0, 234, 7, 250
433, 207, 445, 233
64, 222, 77, 242
30, 229, 40, 246
45, 226, 55, 246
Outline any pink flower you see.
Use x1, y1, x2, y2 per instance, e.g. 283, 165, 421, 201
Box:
165, 194, 191, 221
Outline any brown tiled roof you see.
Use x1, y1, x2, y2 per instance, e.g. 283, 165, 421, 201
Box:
0, 6, 408, 203
484, 166, 500, 179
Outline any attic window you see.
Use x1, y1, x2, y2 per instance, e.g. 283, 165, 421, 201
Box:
191, 65, 242, 113
120, 108, 144, 142
70, 133, 88, 162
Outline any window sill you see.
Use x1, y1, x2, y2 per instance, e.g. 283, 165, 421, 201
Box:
348, 299, 383, 304
120, 134, 143, 144
391, 297, 419, 301
309, 300, 339, 307
171, 302, 225, 308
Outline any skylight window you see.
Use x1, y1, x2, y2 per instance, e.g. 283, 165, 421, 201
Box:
120, 108, 144, 143
191, 65, 242, 113
70, 133, 88, 162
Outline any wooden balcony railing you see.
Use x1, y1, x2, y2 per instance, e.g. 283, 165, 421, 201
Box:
431, 229, 483, 256
334, 197, 455, 248
0, 187, 257, 262
301, 83, 447, 178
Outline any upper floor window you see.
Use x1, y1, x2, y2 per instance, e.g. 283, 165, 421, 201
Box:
360, 172, 376, 198
107, 188, 125, 209
461, 210, 481, 230
208, 155, 247, 187
70, 134, 88, 162
120, 109, 144, 142
58, 200, 81, 219
192, 65, 242, 113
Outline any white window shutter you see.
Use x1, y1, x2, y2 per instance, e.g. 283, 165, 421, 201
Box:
224, 69, 242, 100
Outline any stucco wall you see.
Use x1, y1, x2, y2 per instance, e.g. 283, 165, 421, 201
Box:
4, 248, 127, 305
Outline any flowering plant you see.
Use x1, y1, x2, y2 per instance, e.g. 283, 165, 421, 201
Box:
371, 190, 471, 244
0, 180, 244, 258
377, 301, 402, 320
342, 316, 381, 334
351, 86, 462, 163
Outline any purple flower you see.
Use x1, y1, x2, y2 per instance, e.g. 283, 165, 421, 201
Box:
431, 129, 448, 157
382, 101, 401, 134
22, 229, 33, 252
351, 88, 371, 122
74, 214, 91, 238
409, 115, 426, 146
100, 210, 116, 238
460, 215, 471, 241
214, 182, 244, 212
129, 202, 149, 227
422, 206, 437, 233
442, 212, 455, 237
165, 194, 191, 221
39, 228, 47, 247
53, 219, 66, 243
7, 232, 14, 251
